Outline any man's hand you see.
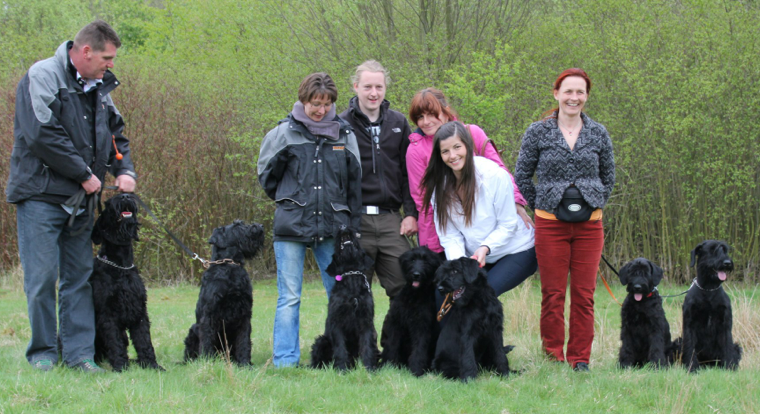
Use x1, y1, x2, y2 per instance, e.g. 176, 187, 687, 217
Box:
81, 175, 102, 195
114, 174, 136, 193
399, 216, 418, 237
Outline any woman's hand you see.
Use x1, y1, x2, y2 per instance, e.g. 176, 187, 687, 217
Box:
471, 246, 489, 268
515, 204, 534, 229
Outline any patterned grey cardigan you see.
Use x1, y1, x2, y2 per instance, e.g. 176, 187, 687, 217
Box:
515, 112, 615, 212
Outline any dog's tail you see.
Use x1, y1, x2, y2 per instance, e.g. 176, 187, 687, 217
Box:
669, 337, 683, 365
310, 335, 333, 369
183, 324, 200, 361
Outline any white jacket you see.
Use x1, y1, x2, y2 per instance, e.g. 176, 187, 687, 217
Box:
433, 157, 535, 262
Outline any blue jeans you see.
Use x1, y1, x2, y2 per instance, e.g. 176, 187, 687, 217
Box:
484, 247, 538, 296
272, 239, 336, 367
16, 200, 96, 366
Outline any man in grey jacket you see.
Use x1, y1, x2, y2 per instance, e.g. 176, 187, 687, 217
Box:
6, 20, 136, 373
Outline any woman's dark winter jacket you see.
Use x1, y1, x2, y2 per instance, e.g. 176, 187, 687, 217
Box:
515, 112, 615, 212
6, 41, 135, 205
258, 114, 362, 243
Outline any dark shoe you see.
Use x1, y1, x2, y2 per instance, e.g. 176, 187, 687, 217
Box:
73, 359, 106, 373
573, 362, 590, 372
32, 359, 55, 372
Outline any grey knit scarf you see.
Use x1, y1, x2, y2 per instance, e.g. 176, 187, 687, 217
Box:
291, 101, 340, 140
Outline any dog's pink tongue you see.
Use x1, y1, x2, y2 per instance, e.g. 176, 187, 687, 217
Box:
121, 212, 132, 218
718, 271, 727, 281
634, 293, 643, 302
412, 281, 420, 288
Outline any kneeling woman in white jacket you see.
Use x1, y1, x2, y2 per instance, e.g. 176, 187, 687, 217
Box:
420, 121, 537, 295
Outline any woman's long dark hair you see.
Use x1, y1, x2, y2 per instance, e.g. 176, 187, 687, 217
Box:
421, 121, 477, 231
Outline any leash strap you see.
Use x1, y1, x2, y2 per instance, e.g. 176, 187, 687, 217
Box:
600, 253, 692, 302
599, 269, 623, 307
437, 292, 453, 322
601, 254, 619, 276
132, 194, 207, 265
102, 187, 207, 266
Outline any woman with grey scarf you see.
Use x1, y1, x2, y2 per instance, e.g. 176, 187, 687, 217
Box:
258, 72, 362, 368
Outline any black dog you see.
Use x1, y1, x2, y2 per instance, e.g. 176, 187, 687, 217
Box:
380, 246, 442, 376
91, 193, 163, 372
617, 258, 672, 368
432, 257, 512, 381
673, 240, 742, 371
310, 226, 379, 371
184, 220, 264, 366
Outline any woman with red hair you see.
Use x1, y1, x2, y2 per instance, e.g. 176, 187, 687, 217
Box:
406, 88, 533, 272
515, 69, 615, 372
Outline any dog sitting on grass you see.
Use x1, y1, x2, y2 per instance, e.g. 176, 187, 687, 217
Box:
617, 258, 673, 368
379, 246, 442, 376
310, 226, 378, 371
183, 220, 264, 366
432, 257, 513, 381
91, 193, 163, 372
673, 240, 742, 372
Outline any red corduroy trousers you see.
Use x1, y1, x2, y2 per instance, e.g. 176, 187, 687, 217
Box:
535, 216, 604, 367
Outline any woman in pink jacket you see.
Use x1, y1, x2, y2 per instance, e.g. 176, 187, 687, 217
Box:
406, 88, 532, 255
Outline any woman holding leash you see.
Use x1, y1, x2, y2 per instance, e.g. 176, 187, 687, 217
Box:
406, 88, 532, 259
420, 121, 537, 296
515, 68, 615, 372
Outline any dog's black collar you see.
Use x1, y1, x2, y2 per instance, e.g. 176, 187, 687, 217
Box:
692, 278, 722, 292
97, 255, 135, 270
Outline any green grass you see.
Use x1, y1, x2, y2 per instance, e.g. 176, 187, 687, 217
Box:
0, 268, 758, 414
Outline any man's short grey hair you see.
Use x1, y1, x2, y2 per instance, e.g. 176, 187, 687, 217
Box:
351, 60, 390, 86
73, 20, 121, 51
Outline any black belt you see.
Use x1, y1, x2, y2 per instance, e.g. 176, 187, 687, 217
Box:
361, 205, 394, 215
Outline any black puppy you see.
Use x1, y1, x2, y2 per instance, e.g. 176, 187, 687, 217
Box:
673, 240, 742, 371
91, 193, 163, 372
311, 226, 379, 371
380, 246, 442, 376
432, 257, 512, 381
184, 220, 264, 366
617, 258, 672, 368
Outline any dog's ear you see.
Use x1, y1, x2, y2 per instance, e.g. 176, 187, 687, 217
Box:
690, 242, 705, 267
463, 258, 481, 284
648, 260, 664, 286
326, 259, 338, 277
618, 261, 631, 285
92, 216, 105, 245
363, 254, 375, 272
208, 227, 226, 248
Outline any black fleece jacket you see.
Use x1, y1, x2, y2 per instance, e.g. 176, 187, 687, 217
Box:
339, 97, 417, 218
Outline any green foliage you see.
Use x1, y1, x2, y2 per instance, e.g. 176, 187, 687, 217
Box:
0, 0, 91, 79
0, 0, 759, 280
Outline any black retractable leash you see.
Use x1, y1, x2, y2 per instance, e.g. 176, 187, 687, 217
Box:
600, 254, 692, 299
100, 186, 210, 267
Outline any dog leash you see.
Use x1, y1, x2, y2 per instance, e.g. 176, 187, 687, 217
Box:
437, 292, 453, 322
101, 186, 210, 267
600, 254, 694, 302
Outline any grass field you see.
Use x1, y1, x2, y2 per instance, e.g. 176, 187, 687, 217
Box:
0, 267, 758, 414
